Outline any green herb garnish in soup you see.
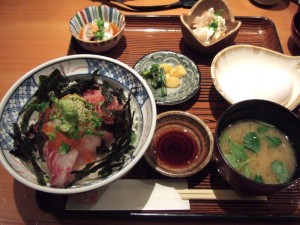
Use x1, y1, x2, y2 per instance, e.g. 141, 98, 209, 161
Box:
218, 120, 296, 184
243, 132, 261, 153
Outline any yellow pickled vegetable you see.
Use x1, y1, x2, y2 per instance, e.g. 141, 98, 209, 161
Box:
160, 64, 187, 88
160, 63, 173, 73
170, 65, 187, 78
165, 73, 180, 88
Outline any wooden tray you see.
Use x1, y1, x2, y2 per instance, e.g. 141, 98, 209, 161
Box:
36, 16, 300, 218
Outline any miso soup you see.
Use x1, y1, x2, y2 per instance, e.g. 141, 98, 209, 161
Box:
219, 120, 297, 184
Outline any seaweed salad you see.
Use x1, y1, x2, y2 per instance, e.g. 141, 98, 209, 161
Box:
10, 69, 136, 188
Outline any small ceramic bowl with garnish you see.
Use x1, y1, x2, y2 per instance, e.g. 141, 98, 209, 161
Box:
215, 99, 300, 195
70, 5, 125, 53
144, 111, 214, 178
180, 0, 241, 53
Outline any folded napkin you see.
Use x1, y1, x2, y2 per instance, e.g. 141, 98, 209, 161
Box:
65, 179, 190, 211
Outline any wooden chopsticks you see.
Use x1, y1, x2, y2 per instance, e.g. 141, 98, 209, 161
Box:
176, 189, 267, 201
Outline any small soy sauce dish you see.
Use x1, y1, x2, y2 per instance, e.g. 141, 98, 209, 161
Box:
144, 111, 214, 178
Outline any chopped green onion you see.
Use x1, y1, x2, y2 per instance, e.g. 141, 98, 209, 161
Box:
58, 142, 71, 155
95, 19, 105, 40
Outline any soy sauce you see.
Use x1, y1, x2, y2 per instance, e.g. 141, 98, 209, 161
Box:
155, 128, 198, 168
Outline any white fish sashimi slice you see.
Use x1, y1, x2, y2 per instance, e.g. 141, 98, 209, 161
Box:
44, 141, 79, 188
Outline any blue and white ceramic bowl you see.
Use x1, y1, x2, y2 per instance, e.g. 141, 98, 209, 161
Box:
70, 5, 126, 52
134, 51, 201, 105
0, 54, 156, 194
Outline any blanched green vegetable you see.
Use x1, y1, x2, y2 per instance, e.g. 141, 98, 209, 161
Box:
141, 64, 167, 97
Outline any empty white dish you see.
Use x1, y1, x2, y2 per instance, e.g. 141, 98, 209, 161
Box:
211, 45, 300, 110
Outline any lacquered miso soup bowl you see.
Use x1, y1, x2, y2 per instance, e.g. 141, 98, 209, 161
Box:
251, 0, 280, 5
214, 99, 300, 195
291, 10, 300, 48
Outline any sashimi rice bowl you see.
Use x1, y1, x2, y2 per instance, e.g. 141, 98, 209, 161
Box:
0, 55, 156, 194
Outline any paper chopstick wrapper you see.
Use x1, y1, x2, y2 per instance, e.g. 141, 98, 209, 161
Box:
66, 179, 267, 211
66, 179, 190, 211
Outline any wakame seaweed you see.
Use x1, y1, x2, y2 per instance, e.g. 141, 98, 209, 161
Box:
10, 69, 135, 187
